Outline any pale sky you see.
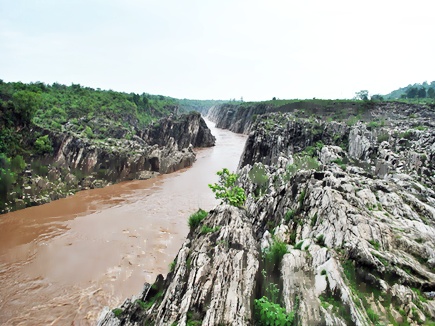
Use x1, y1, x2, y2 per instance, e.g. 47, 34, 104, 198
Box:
1, 0, 434, 101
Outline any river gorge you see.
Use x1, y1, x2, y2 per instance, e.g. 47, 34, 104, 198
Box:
0, 119, 247, 325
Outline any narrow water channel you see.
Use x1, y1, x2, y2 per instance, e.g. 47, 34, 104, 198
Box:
0, 119, 247, 325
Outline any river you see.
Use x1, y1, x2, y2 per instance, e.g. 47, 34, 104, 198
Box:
0, 119, 247, 325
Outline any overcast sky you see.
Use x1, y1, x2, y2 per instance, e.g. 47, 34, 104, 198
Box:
1, 0, 434, 101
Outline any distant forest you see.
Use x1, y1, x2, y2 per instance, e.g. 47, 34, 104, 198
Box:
0, 80, 226, 157
383, 81, 435, 100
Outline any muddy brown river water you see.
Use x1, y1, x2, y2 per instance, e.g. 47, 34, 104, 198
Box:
0, 120, 247, 325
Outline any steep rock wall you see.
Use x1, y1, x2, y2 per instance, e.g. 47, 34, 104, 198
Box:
98, 105, 435, 326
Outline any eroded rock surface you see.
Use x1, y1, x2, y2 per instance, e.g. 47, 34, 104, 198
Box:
100, 103, 435, 325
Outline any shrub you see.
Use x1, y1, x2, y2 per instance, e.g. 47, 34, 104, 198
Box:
264, 238, 288, 270
208, 168, 246, 207
84, 126, 94, 138
112, 308, 123, 318
34, 135, 53, 155
188, 209, 207, 230
285, 209, 295, 223
316, 234, 326, 247
366, 308, 379, 323
248, 164, 269, 197
11, 155, 26, 172
254, 296, 294, 326
169, 260, 176, 272
294, 241, 304, 250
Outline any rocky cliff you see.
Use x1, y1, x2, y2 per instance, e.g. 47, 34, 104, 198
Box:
99, 103, 435, 325
1, 112, 215, 213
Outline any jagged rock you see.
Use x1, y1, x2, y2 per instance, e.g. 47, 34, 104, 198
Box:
99, 104, 435, 325
2, 113, 214, 214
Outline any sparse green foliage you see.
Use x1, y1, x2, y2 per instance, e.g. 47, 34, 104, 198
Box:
316, 234, 325, 247
310, 213, 318, 227
200, 225, 221, 234
264, 238, 288, 270
294, 241, 304, 250
368, 239, 380, 250
248, 164, 269, 197
188, 209, 207, 230
286, 156, 320, 179
254, 296, 295, 326
285, 209, 295, 223
366, 308, 379, 323
169, 260, 176, 272
208, 168, 246, 207
112, 308, 123, 318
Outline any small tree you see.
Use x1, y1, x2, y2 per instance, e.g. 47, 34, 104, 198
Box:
208, 168, 246, 207
354, 90, 369, 101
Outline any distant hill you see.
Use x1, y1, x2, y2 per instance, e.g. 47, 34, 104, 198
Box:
383, 81, 435, 99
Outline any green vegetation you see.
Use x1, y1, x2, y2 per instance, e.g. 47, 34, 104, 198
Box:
316, 234, 326, 247
248, 164, 269, 197
286, 156, 319, 180
186, 311, 203, 326
310, 213, 318, 227
208, 168, 246, 207
200, 225, 221, 235
34, 135, 53, 154
188, 209, 207, 230
169, 260, 176, 272
264, 238, 288, 270
383, 80, 435, 101
254, 296, 294, 326
112, 308, 123, 318
285, 209, 295, 223
368, 239, 381, 250
294, 240, 304, 250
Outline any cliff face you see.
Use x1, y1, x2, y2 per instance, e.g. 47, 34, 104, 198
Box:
99, 103, 435, 325
207, 103, 268, 134
2, 113, 215, 213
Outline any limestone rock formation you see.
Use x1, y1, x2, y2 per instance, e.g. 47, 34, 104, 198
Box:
99, 103, 435, 325
1, 112, 215, 213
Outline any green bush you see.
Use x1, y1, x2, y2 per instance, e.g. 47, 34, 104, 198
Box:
188, 209, 207, 230
10, 155, 26, 172
112, 308, 123, 318
248, 164, 269, 197
366, 308, 379, 323
84, 125, 94, 138
285, 209, 295, 223
208, 168, 246, 207
316, 234, 326, 247
254, 296, 294, 326
264, 238, 288, 270
34, 135, 53, 154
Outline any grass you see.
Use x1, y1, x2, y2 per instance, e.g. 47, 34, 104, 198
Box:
200, 225, 221, 235
310, 213, 318, 227
188, 209, 207, 230
316, 234, 326, 247
368, 239, 381, 250
264, 238, 288, 270
285, 209, 295, 223
294, 240, 304, 250
366, 308, 380, 323
169, 260, 176, 272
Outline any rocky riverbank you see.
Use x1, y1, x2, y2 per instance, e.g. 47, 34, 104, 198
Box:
1, 112, 215, 213
98, 102, 435, 325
